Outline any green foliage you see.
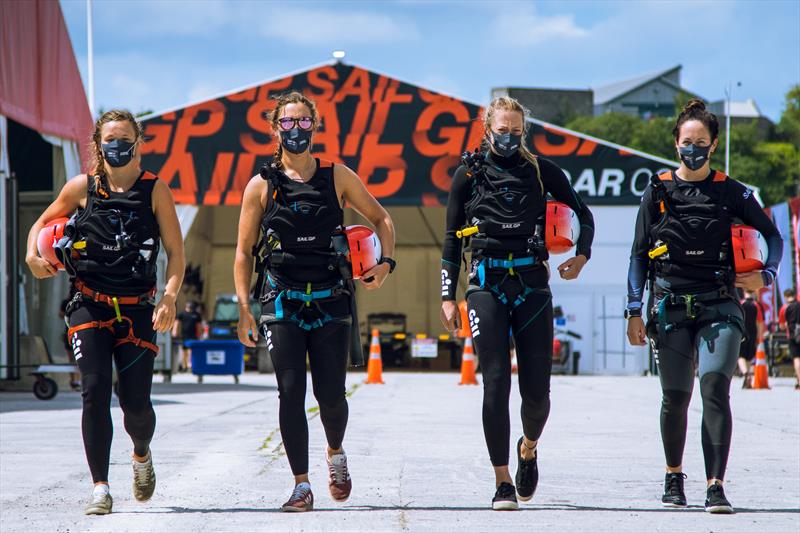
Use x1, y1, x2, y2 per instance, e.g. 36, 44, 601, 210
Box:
565, 86, 800, 205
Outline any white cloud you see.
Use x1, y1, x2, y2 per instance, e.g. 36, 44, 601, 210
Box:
261, 7, 422, 45
491, 5, 588, 46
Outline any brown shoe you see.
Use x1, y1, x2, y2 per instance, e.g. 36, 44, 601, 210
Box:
327, 452, 352, 502
281, 483, 313, 512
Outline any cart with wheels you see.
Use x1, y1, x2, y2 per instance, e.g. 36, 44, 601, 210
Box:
186, 340, 244, 384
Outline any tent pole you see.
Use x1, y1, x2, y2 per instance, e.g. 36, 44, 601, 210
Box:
86, 0, 95, 117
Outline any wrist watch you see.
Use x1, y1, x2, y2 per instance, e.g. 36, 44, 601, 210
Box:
378, 257, 396, 274
623, 308, 642, 319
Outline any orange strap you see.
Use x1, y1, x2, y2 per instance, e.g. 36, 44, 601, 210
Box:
141, 171, 159, 181
657, 171, 673, 181
68, 317, 159, 355
318, 158, 334, 169
712, 170, 727, 182
74, 279, 155, 306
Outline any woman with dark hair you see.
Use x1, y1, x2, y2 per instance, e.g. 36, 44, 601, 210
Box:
625, 99, 782, 513
26, 109, 185, 514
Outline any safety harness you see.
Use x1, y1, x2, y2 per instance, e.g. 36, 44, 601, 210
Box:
469, 254, 548, 310
266, 274, 349, 331
66, 283, 159, 354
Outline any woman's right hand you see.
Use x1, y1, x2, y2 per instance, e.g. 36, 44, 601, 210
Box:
626, 316, 648, 346
26, 255, 57, 279
237, 308, 258, 348
440, 300, 461, 333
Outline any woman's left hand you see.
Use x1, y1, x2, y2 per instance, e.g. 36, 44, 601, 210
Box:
359, 262, 391, 290
152, 293, 177, 333
735, 271, 765, 292
557, 255, 588, 280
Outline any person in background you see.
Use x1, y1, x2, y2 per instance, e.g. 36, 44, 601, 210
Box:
737, 289, 765, 388
173, 301, 202, 371
778, 289, 800, 389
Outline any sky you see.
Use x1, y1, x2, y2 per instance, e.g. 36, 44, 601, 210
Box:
60, 0, 800, 122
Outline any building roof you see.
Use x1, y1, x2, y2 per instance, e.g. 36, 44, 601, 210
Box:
593, 65, 687, 105
710, 98, 765, 118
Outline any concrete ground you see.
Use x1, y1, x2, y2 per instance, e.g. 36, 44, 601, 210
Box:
1, 372, 798, 533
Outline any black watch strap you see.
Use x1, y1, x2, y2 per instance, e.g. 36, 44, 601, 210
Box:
624, 308, 642, 319
379, 257, 396, 273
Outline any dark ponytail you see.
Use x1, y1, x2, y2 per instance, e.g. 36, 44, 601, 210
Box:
673, 98, 719, 141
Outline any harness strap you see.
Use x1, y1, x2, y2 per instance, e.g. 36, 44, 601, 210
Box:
267, 275, 344, 329
67, 317, 159, 354
74, 279, 154, 306
475, 256, 543, 310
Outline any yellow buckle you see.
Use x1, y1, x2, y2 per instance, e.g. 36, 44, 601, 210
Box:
111, 297, 122, 322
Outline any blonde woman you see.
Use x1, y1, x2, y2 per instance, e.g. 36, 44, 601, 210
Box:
234, 92, 395, 512
26, 110, 185, 514
439, 97, 594, 510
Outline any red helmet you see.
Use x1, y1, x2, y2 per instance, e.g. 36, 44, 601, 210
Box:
345, 225, 382, 279
545, 201, 580, 255
37, 217, 70, 270
731, 224, 768, 273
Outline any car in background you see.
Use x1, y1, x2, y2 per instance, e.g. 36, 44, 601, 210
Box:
209, 294, 262, 370
363, 312, 410, 367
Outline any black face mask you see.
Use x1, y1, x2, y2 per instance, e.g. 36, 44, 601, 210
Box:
101, 139, 136, 168
678, 144, 711, 171
490, 131, 522, 158
280, 127, 312, 154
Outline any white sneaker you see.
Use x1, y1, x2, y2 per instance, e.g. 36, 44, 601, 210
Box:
132, 451, 156, 502
85, 485, 113, 515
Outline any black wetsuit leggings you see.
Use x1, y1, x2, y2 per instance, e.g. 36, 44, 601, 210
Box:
466, 265, 553, 467
68, 300, 157, 483
260, 295, 351, 476
652, 297, 743, 480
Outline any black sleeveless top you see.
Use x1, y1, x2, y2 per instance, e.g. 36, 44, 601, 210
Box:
71, 172, 161, 296
259, 158, 343, 286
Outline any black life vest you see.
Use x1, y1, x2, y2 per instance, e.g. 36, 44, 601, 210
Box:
68, 172, 160, 295
649, 170, 733, 282
254, 158, 346, 291
462, 151, 546, 258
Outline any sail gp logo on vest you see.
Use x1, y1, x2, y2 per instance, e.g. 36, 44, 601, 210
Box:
296, 236, 316, 242
685, 250, 705, 256
502, 222, 521, 230
102, 244, 121, 251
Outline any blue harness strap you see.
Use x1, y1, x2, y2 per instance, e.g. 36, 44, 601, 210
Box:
267, 275, 341, 330
476, 256, 540, 309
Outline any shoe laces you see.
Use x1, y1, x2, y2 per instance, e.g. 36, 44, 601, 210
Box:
497, 482, 515, 498
133, 456, 153, 487
290, 483, 311, 501
666, 473, 687, 495
328, 454, 349, 485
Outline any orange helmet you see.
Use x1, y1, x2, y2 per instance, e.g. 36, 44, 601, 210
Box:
345, 225, 382, 279
731, 224, 768, 273
37, 217, 70, 270
545, 201, 580, 255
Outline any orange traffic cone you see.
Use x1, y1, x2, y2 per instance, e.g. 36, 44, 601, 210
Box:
751, 341, 770, 389
364, 328, 384, 384
511, 347, 518, 374
459, 336, 479, 385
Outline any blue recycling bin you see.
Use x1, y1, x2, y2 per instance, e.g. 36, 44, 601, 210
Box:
186, 340, 244, 383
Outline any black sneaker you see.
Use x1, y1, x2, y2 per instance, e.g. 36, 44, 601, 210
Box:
705, 482, 733, 514
515, 437, 538, 502
492, 482, 518, 511
661, 472, 687, 507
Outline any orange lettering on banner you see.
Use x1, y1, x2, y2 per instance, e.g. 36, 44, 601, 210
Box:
357, 134, 405, 198
224, 153, 257, 205
227, 87, 258, 103
240, 99, 277, 154
418, 88, 452, 104
334, 67, 371, 102
618, 148, 633, 156
465, 114, 485, 151
533, 126, 580, 156
343, 98, 372, 156
431, 154, 460, 192
141, 123, 172, 154
313, 101, 342, 157
372, 75, 389, 102
412, 101, 470, 157
576, 139, 598, 156
370, 79, 413, 135
256, 77, 294, 101
171, 101, 226, 153
307, 66, 338, 100
421, 192, 443, 206
202, 152, 235, 205
159, 152, 198, 204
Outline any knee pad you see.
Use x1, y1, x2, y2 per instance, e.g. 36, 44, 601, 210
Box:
700, 372, 731, 408
661, 389, 691, 414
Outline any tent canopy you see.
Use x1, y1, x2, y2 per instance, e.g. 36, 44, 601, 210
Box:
141, 61, 676, 207
0, 0, 93, 145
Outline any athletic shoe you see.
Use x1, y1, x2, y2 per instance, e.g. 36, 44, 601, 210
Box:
85, 486, 113, 515
327, 452, 352, 502
661, 472, 687, 507
132, 451, 156, 502
515, 436, 538, 502
492, 482, 518, 511
282, 482, 314, 512
705, 482, 733, 514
